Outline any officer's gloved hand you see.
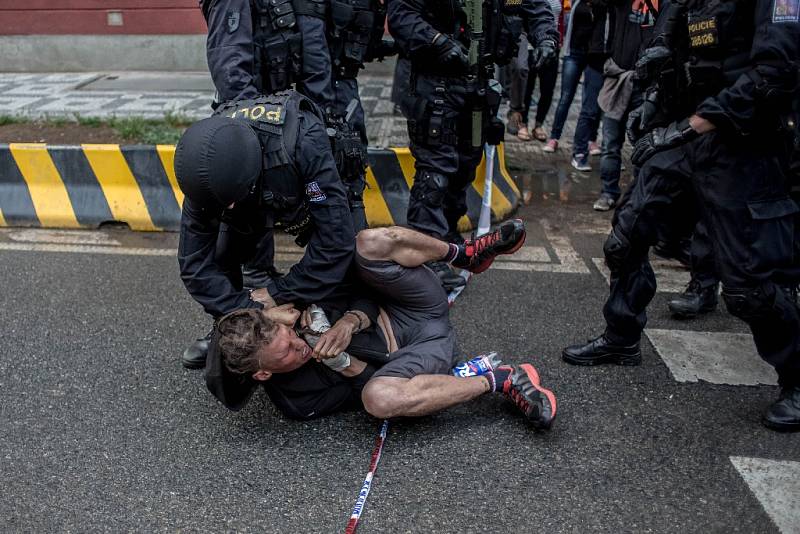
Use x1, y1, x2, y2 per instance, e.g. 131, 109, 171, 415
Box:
532, 39, 557, 69
634, 46, 671, 82
372, 37, 399, 61
626, 89, 659, 144
432, 33, 469, 73
631, 118, 699, 167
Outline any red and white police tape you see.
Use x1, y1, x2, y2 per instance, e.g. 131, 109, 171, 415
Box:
344, 420, 390, 533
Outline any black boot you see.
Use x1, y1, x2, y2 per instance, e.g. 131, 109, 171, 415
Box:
182, 328, 214, 370
667, 280, 718, 319
562, 334, 642, 366
762, 385, 800, 432
426, 260, 466, 292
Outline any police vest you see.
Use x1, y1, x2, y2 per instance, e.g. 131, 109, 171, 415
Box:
202, 0, 327, 94
252, 0, 328, 93
214, 91, 322, 236
328, 0, 385, 78
682, 0, 755, 97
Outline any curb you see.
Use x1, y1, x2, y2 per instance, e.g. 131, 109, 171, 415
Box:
0, 143, 519, 231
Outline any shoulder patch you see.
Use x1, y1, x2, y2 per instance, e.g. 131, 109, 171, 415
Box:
225, 103, 286, 124
773, 0, 800, 23
226, 10, 240, 32
305, 181, 327, 202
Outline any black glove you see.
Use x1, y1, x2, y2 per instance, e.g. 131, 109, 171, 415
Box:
532, 39, 557, 69
634, 46, 671, 82
626, 89, 659, 144
631, 118, 699, 167
432, 33, 469, 72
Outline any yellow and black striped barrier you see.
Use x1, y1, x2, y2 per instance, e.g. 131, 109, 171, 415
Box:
0, 143, 519, 231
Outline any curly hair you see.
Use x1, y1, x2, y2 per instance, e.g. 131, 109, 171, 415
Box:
216, 309, 278, 376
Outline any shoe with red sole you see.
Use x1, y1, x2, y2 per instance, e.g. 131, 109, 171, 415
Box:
451, 219, 526, 274
500, 364, 557, 429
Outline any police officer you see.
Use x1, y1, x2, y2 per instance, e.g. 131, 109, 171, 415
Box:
202, 0, 385, 233
194, 0, 353, 362
563, 0, 800, 431
326, 0, 396, 231
176, 91, 356, 369
388, 0, 558, 289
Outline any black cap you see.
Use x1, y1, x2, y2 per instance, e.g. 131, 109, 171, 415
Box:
174, 116, 262, 208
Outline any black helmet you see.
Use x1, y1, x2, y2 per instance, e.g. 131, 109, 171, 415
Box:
174, 116, 263, 208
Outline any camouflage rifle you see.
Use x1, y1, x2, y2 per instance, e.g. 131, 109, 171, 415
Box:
465, 0, 486, 148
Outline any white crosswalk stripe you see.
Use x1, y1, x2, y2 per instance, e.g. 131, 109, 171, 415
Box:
730, 457, 800, 534
645, 329, 774, 385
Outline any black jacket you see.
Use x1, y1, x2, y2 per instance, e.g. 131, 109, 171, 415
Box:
606, 0, 659, 71
178, 97, 355, 318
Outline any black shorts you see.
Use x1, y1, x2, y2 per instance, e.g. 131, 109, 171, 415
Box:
355, 253, 460, 379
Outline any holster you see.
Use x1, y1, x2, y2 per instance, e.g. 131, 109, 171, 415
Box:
328, 118, 368, 183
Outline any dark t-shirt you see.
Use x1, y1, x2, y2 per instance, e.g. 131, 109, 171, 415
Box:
608, 0, 659, 70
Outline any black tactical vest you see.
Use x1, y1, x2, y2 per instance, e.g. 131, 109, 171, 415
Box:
214, 91, 322, 236
329, 0, 386, 78
253, 0, 329, 92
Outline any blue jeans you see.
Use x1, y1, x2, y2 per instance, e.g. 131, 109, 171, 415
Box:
549, 52, 587, 140
571, 65, 603, 157
599, 90, 643, 199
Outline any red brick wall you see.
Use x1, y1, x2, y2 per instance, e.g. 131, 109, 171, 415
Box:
0, 1, 207, 35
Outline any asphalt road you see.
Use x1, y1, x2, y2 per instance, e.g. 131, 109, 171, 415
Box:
1, 164, 798, 533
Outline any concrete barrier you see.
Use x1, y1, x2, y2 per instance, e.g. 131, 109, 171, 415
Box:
0, 143, 519, 231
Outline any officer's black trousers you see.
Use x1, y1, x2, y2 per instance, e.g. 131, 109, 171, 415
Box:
404, 74, 484, 239
603, 132, 800, 386
689, 218, 718, 289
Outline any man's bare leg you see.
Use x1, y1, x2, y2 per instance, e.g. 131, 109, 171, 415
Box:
356, 219, 527, 273
356, 226, 450, 267
362, 367, 557, 429
362, 375, 490, 418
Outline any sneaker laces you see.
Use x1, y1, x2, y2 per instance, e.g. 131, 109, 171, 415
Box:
467, 228, 502, 261
503, 370, 537, 417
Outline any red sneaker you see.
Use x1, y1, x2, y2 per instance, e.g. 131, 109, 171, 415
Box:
451, 219, 526, 274
500, 364, 557, 429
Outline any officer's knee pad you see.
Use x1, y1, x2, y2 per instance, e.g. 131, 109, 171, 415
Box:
603, 229, 630, 272
722, 284, 787, 321
410, 171, 449, 208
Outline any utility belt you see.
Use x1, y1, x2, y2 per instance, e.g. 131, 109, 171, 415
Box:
403, 77, 504, 147
252, 0, 326, 93
329, 0, 383, 76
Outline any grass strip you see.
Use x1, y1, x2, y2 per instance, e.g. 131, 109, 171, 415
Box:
0, 112, 193, 144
